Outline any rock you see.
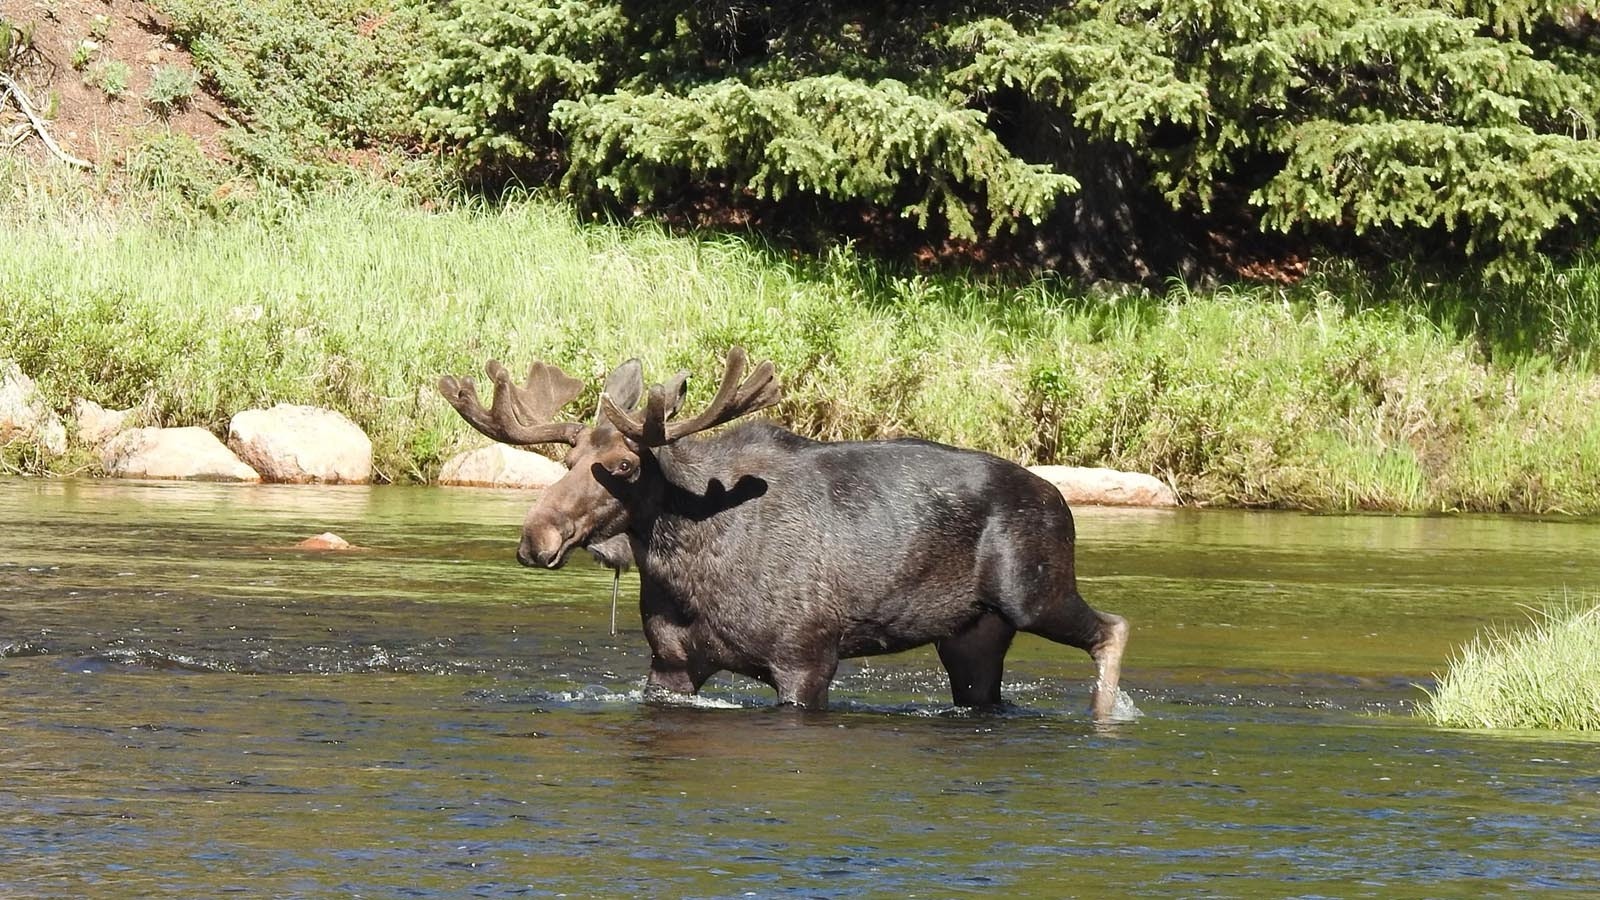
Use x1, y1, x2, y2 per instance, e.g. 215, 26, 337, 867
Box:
297, 532, 352, 550
1028, 465, 1178, 508
227, 404, 372, 484
0, 360, 67, 456
438, 443, 567, 489
72, 398, 134, 446
101, 427, 261, 482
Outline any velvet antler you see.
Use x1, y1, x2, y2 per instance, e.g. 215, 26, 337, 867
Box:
599, 347, 781, 447
438, 359, 586, 446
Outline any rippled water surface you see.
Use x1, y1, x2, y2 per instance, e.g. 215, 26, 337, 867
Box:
3, 478, 1598, 897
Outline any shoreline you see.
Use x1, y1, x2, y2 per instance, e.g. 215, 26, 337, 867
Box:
4, 189, 1598, 515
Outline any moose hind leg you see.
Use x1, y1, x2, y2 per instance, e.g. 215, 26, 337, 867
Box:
1011, 590, 1128, 721
936, 613, 1016, 709
1085, 608, 1129, 720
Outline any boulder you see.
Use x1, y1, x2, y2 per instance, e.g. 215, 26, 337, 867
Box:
227, 404, 372, 484
0, 360, 67, 455
438, 443, 566, 489
72, 398, 135, 446
1028, 465, 1178, 508
101, 427, 261, 482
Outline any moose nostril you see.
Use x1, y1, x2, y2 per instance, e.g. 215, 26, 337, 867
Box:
520, 525, 566, 567
516, 542, 539, 568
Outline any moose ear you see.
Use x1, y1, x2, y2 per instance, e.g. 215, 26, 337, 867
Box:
661, 371, 690, 419
598, 358, 645, 420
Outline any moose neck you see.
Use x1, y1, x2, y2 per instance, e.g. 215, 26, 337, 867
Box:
624, 433, 761, 577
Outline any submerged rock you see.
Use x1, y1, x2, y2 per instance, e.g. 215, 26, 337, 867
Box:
297, 532, 352, 551
437, 443, 566, 489
1028, 465, 1178, 508
0, 360, 67, 456
101, 427, 261, 482
228, 404, 373, 484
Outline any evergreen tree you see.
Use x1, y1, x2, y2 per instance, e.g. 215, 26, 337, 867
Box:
411, 0, 1600, 276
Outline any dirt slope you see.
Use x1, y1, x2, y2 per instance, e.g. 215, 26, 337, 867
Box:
3, 0, 228, 166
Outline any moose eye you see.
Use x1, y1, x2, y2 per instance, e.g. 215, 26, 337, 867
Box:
613, 459, 634, 477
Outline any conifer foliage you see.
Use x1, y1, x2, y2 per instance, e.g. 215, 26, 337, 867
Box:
411, 0, 1600, 268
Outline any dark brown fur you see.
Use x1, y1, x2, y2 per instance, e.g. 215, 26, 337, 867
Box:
443, 352, 1129, 717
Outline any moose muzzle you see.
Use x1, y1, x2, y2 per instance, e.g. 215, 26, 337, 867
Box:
518, 524, 572, 569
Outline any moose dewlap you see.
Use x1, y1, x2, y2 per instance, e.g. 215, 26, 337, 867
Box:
439, 347, 1129, 719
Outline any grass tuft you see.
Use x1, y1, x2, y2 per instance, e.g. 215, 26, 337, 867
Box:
1422, 597, 1600, 731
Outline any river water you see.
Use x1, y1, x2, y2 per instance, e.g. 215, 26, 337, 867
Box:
2, 478, 1597, 897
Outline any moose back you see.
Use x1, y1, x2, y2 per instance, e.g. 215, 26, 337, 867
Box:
439, 348, 1128, 719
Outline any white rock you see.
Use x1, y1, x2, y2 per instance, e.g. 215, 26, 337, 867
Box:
227, 404, 372, 484
101, 427, 261, 482
72, 398, 134, 446
1028, 465, 1178, 508
438, 443, 567, 489
0, 360, 67, 455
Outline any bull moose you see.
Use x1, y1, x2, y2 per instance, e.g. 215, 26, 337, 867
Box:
439, 348, 1129, 719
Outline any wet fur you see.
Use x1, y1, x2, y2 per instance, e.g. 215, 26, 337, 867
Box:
603, 422, 1125, 711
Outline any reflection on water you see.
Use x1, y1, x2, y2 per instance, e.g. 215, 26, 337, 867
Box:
2, 478, 1598, 897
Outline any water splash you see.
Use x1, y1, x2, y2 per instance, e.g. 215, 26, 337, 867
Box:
546, 684, 646, 706
0, 640, 47, 658
1105, 687, 1144, 722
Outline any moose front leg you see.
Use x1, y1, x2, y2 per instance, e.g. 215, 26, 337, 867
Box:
640, 607, 713, 700
644, 657, 707, 699
771, 652, 839, 710
642, 644, 718, 703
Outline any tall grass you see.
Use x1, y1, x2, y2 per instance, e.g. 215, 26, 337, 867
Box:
3, 169, 1600, 510
1422, 598, 1600, 731
1331, 255, 1600, 373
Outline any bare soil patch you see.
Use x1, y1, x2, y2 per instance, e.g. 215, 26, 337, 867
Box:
3, 0, 229, 166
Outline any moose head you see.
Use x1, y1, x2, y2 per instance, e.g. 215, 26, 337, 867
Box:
438, 348, 781, 569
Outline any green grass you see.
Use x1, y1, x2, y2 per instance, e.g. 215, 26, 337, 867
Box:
1422, 598, 1600, 731
2, 164, 1599, 509
1328, 256, 1600, 372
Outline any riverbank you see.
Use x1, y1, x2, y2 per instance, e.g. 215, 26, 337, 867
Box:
3, 178, 1599, 513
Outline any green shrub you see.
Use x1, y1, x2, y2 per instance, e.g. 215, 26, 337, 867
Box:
70, 40, 95, 71
146, 65, 200, 116
123, 128, 230, 212
1422, 598, 1600, 731
949, 1, 1600, 261
153, 0, 427, 186
552, 76, 1075, 240
88, 59, 131, 99
409, 0, 625, 168
1, 16, 36, 74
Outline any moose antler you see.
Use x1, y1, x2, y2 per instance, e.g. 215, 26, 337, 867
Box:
438, 359, 586, 446
600, 346, 780, 447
